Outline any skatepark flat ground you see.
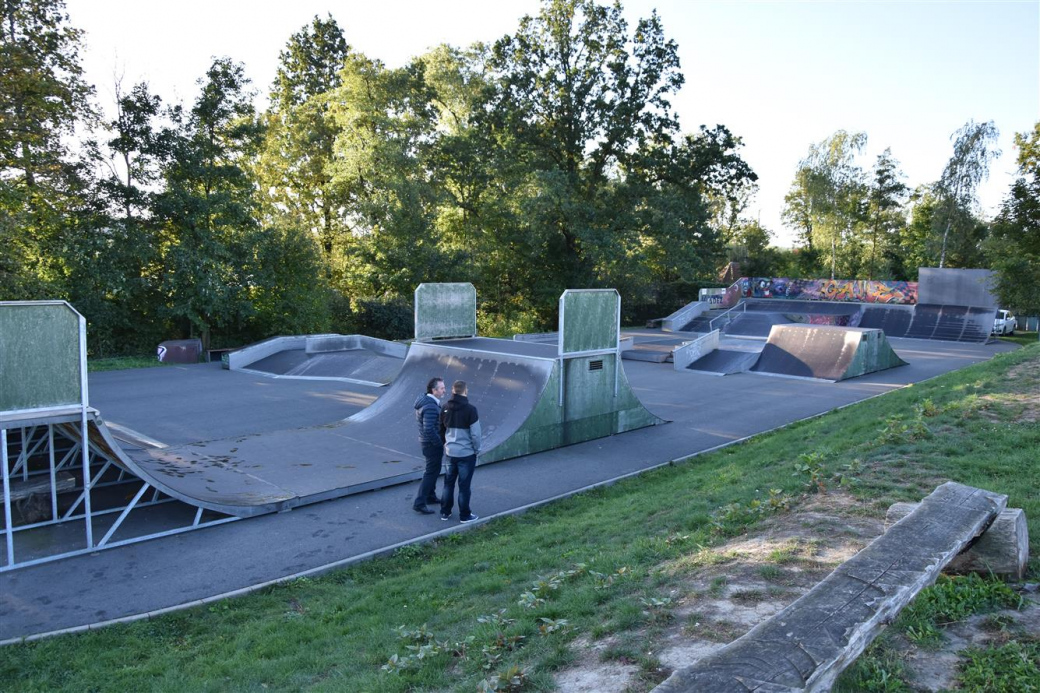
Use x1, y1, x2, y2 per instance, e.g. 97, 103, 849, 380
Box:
0, 338, 1017, 641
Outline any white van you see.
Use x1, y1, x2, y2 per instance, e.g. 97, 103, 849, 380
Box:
992, 309, 1018, 335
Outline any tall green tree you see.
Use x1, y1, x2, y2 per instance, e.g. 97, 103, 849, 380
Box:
785, 131, 867, 279
486, 0, 685, 293
62, 80, 173, 355
934, 120, 1000, 267
985, 122, 1040, 317
0, 0, 95, 298
327, 52, 450, 298
154, 58, 263, 348
257, 15, 349, 275
865, 148, 908, 279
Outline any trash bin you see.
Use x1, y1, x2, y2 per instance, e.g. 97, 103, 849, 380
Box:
157, 339, 203, 363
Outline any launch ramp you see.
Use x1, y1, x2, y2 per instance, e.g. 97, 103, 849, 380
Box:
751, 324, 907, 381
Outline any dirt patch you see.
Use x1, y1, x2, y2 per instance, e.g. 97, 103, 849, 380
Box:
982, 356, 1040, 422
895, 596, 1040, 691
552, 492, 1037, 692
554, 493, 880, 691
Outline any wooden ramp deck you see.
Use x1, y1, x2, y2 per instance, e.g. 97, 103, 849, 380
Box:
654, 482, 1007, 693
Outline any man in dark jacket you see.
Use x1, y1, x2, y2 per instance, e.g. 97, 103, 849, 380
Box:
440, 380, 481, 523
412, 376, 446, 514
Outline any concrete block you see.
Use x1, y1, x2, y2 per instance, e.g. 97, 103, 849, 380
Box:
887, 502, 1029, 580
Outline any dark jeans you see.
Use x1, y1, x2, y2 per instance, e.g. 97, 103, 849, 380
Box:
413, 442, 443, 509
441, 454, 476, 518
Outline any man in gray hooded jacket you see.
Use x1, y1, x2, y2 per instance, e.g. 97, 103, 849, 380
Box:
439, 380, 481, 523
412, 377, 446, 514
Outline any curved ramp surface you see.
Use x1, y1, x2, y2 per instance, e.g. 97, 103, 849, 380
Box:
79, 338, 661, 517
751, 325, 907, 381
247, 349, 405, 385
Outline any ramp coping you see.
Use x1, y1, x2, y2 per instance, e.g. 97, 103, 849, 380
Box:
654, 482, 1007, 693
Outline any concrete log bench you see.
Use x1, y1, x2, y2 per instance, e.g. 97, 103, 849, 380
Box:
887, 502, 1029, 580
654, 482, 1008, 693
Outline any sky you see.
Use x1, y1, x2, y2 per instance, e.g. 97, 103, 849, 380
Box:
65, 0, 1038, 247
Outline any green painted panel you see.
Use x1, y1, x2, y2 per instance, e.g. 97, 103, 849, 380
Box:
560, 290, 618, 354
414, 283, 477, 340
840, 331, 907, 381
562, 355, 620, 444
614, 365, 667, 432
0, 302, 84, 412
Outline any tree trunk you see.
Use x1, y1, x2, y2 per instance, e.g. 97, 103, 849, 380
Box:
939, 217, 951, 268
831, 236, 836, 279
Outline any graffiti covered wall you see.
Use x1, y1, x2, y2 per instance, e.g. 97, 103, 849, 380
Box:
739, 278, 918, 304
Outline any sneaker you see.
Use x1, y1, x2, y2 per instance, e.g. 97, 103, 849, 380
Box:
413, 506, 435, 515
440, 513, 451, 521
459, 514, 480, 523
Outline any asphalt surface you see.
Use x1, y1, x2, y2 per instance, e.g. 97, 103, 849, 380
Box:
0, 337, 1017, 641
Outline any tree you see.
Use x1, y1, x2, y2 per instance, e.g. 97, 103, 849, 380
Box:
784, 131, 867, 279
327, 52, 451, 298
865, 148, 908, 279
256, 15, 349, 276
934, 120, 1000, 267
154, 58, 263, 349
985, 122, 1040, 317
485, 0, 685, 292
0, 0, 95, 298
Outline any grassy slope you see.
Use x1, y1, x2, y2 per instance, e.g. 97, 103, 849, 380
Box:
3, 344, 1038, 692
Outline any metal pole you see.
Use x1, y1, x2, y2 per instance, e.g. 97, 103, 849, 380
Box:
48, 426, 58, 521
79, 313, 93, 548
2, 429, 14, 567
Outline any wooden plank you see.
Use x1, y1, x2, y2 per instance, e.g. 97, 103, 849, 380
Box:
654, 482, 1007, 693
4, 472, 76, 503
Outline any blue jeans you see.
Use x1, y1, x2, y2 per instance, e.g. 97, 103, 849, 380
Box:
413, 442, 443, 509
441, 454, 476, 518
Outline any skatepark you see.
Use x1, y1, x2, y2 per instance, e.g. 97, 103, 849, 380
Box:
0, 271, 1021, 642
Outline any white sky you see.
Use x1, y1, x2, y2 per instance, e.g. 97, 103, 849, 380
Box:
66, 0, 1039, 247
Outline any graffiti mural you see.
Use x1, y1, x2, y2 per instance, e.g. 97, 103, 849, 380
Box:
740, 278, 918, 304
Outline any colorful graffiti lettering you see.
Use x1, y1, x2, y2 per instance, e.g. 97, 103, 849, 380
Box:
739, 278, 917, 304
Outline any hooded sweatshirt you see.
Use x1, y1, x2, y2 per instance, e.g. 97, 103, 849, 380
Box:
413, 393, 443, 444
441, 393, 481, 457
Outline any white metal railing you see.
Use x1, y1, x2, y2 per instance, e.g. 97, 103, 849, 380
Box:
709, 301, 747, 332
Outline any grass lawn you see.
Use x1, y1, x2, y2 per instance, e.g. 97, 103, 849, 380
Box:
88, 356, 175, 372
4, 343, 1038, 692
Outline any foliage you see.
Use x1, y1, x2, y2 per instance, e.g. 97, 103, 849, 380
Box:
986, 121, 1040, 316
895, 573, 1023, 648
864, 148, 908, 280
933, 120, 1001, 268
958, 640, 1040, 692
1, 0, 1030, 359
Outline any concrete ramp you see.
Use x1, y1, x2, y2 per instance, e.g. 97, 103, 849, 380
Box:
751, 325, 907, 381
73, 338, 661, 517
229, 334, 407, 386
687, 349, 760, 375
724, 312, 792, 338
